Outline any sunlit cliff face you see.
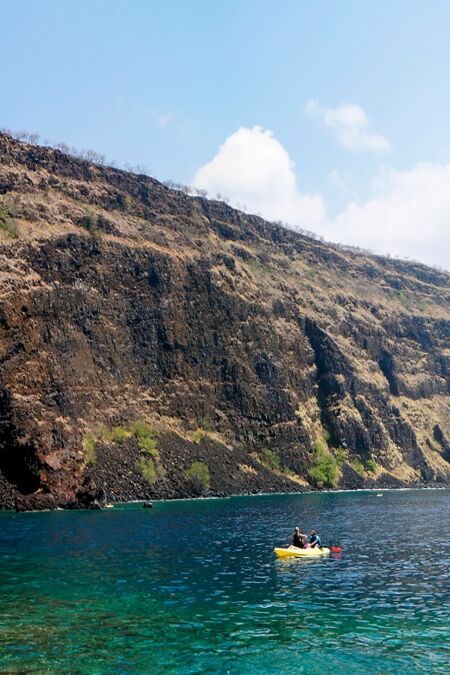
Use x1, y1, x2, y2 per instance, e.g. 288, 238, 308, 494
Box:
0, 133, 449, 509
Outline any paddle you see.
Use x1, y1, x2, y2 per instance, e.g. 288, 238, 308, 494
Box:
292, 541, 342, 553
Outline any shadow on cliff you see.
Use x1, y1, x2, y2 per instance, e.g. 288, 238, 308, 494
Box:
0, 388, 41, 494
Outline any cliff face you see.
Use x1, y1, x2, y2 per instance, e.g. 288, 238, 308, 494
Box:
1, 133, 449, 509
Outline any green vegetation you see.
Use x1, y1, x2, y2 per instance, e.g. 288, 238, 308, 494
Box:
0, 219, 19, 238
335, 447, 348, 467
192, 420, 214, 444
308, 440, 337, 487
322, 427, 331, 443
130, 420, 158, 454
129, 420, 152, 439
118, 193, 133, 211
94, 419, 158, 454
185, 461, 210, 494
138, 455, 166, 485
134, 422, 164, 483
198, 418, 213, 432
138, 435, 158, 455
192, 428, 207, 445
82, 433, 96, 464
246, 258, 266, 276
350, 458, 366, 476
282, 467, 301, 480
314, 439, 328, 455
258, 447, 281, 472
79, 210, 101, 237
86, 418, 165, 483
0, 209, 19, 238
112, 426, 132, 443
139, 456, 157, 484
96, 424, 114, 443
365, 458, 378, 474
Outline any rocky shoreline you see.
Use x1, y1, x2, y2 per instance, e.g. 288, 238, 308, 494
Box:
2, 426, 447, 512
4, 482, 450, 513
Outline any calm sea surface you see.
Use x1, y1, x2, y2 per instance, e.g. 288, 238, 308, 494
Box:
1, 489, 449, 673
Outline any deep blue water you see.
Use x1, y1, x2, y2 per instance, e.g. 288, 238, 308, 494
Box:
1, 489, 449, 673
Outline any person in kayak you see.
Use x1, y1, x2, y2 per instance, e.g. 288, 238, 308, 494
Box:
309, 530, 322, 548
291, 527, 307, 548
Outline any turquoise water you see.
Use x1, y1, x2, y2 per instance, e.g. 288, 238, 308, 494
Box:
1, 490, 449, 673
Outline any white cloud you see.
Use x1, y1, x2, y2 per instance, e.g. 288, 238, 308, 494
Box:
193, 126, 450, 270
306, 99, 391, 154
329, 162, 450, 268
193, 126, 326, 230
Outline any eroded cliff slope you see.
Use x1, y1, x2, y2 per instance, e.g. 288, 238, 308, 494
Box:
1, 133, 449, 509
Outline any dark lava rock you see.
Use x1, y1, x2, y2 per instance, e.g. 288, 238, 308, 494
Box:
0, 132, 449, 509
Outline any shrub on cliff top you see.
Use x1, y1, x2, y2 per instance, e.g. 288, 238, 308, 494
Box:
185, 461, 210, 495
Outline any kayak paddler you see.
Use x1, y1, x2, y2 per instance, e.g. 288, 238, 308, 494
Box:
291, 527, 307, 549
309, 530, 322, 548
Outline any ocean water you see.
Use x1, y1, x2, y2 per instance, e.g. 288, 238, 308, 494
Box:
0, 489, 449, 673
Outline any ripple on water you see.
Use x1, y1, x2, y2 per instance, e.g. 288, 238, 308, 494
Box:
0, 489, 449, 672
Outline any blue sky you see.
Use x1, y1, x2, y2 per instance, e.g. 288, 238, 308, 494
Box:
2, 0, 450, 268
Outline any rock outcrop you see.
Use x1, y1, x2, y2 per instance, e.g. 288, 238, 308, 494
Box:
1, 133, 449, 509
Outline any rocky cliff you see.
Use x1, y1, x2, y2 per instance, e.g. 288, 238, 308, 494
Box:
1, 133, 449, 509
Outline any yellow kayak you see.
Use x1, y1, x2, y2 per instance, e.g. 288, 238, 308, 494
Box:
274, 546, 331, 558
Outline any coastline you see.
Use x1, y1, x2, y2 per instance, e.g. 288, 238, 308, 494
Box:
3, 482, 449, 514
